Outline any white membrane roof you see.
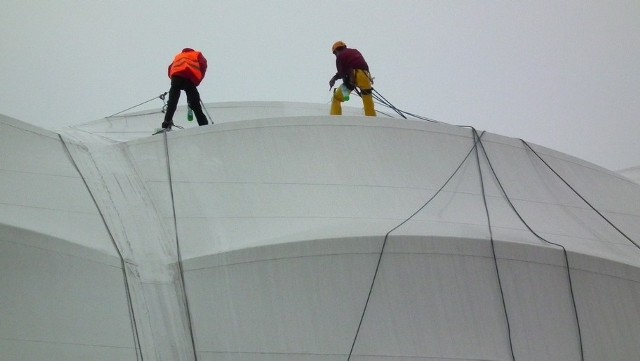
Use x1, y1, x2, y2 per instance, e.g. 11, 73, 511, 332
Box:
2, 101, 640, 360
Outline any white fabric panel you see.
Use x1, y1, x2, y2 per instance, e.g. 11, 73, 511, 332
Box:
0, 231, 136, 360
618, 166, 640, 184
127, 117, 475, 256
353, 251, 513, 360
572, 268, 640, 359
186, 245, 381, 356
60, 130, 196, 361
0, 114, 116, 257
498, 258, 582, 360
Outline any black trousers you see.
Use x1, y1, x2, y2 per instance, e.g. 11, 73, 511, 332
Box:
162, 76, 209, 128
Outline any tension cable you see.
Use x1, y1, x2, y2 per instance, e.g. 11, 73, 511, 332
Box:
106, 92, 168, 118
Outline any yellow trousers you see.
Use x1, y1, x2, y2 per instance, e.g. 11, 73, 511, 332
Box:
331, 70, 376, 116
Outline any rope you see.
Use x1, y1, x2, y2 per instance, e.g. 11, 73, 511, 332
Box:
200, 100, 214, 124
370, 88, 406, 119
106, 92, 168, 118
107, 110, 165, 118
473, 129, 585, 360
369, 88, 442, 123
346, 131, 485, 360
521, 140, 640, 250
472, 130, 516, 360
58, 134, 144, 361
370, 107, 397, 118
350, 86, 459, 125
162, 131, 199, 360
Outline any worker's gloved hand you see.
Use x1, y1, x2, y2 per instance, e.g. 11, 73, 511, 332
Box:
329, 78, 336, 89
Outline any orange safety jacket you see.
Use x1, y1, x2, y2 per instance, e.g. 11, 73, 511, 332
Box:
168, 49, 207, 86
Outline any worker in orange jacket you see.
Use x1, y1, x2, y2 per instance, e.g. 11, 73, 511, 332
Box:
329, 41, 376, 116
161, 48, 209, 130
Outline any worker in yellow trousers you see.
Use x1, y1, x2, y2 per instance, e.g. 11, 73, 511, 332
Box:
329, 41, 376, 116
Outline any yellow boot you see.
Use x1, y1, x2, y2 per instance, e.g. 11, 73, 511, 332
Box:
355, 70, 376, 116
361, 92, 376, 116
330, 87, 345, 115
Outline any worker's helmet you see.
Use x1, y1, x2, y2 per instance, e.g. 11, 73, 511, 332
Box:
332, 41, 347, 54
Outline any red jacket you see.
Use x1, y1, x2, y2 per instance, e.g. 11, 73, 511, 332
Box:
167, 48, 208, 86
333, 48, 369, 80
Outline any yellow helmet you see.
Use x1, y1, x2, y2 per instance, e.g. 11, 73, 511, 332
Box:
332, 41, 346, 54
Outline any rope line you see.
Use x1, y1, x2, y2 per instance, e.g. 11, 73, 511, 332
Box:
200, 100, 214, 124
370, 88, 441, 123
472, 130, 516, 360
370, 89, 406, 119
106, 92, 168, 118
162, 131, 199, 360
521, 139, 640, 250
473, 129, 585, 360
346, 131, 485, 360
58, 134, 144, 361
371, 108, 397, 118
107, 110, 164, 118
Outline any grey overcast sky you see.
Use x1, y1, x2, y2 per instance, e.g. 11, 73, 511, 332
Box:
1, 1, 638, 170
